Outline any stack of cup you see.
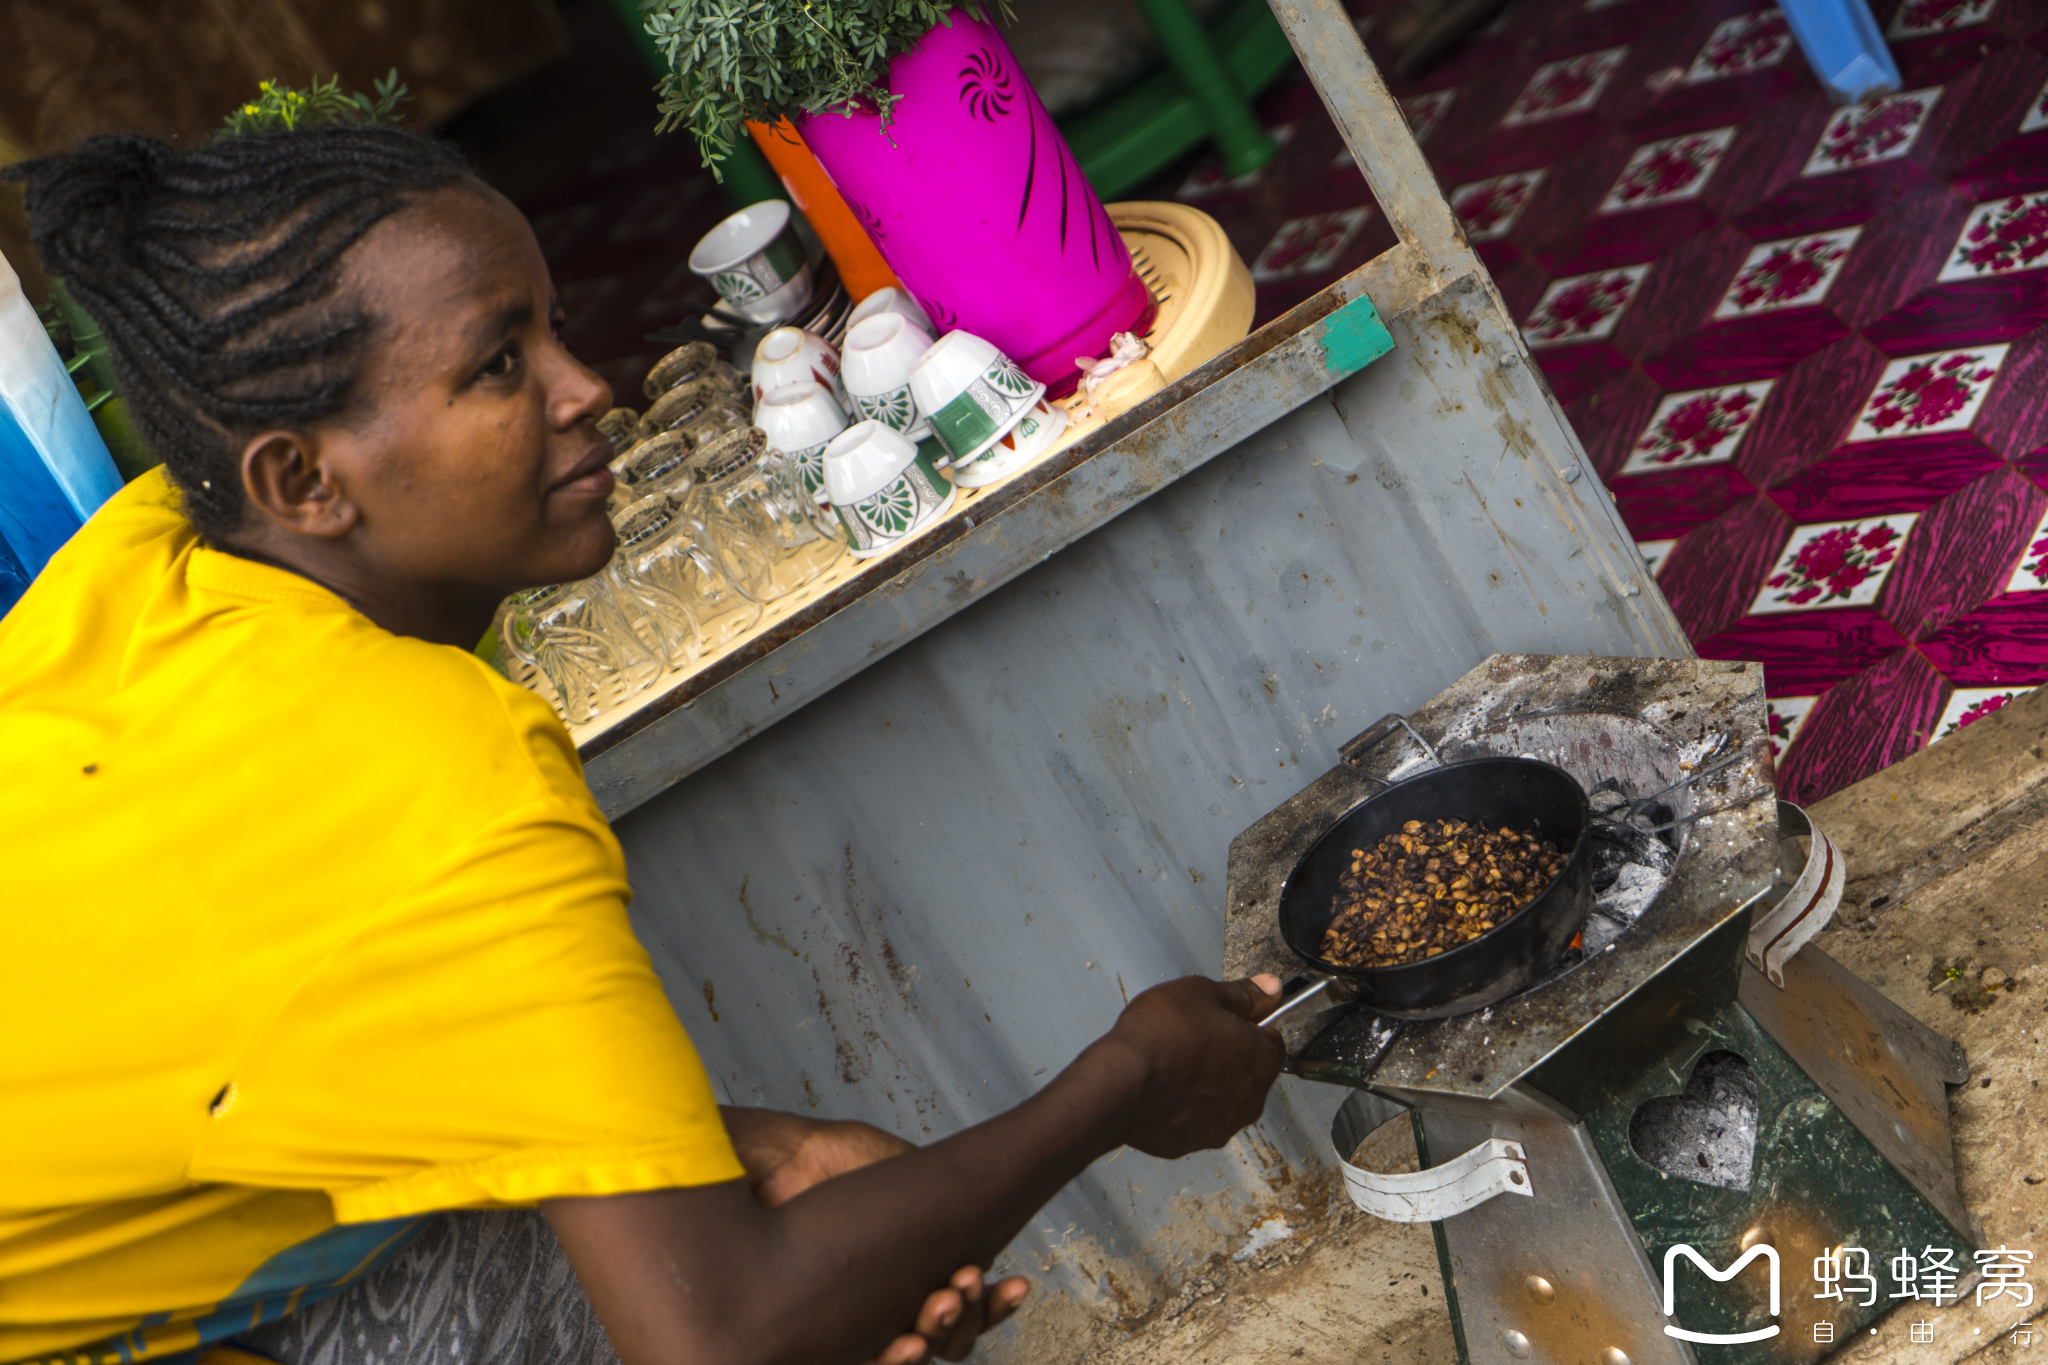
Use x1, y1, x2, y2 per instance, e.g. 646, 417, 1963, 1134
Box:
841, 312, 937, 442
752, 326, 847, 407
910, 332, 1069, 489
846, 286, 937, 337
686, 426, 841, 599
754, 381, 848, 512
608, 499, 764, 663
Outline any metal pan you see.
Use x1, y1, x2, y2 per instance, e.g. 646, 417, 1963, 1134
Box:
1277, 720, 1593, 1020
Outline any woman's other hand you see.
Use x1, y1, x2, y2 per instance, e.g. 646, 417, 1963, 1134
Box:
722, 1107, 1033, 1362
723, 1107, 912, 1207
862, 1266, 1031, 1365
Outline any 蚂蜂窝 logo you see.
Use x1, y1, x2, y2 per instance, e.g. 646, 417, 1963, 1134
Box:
1663, 1244, 1782, 1343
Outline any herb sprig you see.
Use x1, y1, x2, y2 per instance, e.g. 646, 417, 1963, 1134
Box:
219, 70, 412, 137
645, 0, 1014, 172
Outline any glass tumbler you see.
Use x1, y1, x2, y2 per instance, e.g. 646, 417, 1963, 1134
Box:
500, 578, 662, 725
674, 400, 750, 452
609, 500, 766, 659
685, 426, 845, 602
615, 430, 693, 506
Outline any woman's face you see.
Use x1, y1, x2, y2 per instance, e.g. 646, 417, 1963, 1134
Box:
297, 186, 617, 595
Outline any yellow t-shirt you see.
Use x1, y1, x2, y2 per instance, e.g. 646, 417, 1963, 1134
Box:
0, 470, 744, 1364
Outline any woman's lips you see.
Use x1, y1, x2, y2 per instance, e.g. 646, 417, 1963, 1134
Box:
553, 444, 617, 498
557, 463, 616, 498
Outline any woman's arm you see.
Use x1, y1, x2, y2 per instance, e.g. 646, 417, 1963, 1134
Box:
717, 1105, 1030, 1362
545, 974, 1283, 1365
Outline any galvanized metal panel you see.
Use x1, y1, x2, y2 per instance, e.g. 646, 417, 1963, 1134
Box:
612, 289, 1694, 1349
584, 286, 1391, 818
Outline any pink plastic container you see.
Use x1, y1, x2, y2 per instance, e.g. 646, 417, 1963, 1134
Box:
796, 13, 1154, 394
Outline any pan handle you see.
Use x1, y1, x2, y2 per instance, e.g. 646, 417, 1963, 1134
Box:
1339, 713, 1443, 771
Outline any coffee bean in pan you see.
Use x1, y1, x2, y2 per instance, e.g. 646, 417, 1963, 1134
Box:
1319, 818, 1570, 969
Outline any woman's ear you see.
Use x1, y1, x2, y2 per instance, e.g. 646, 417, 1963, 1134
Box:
240, 431, 359, 540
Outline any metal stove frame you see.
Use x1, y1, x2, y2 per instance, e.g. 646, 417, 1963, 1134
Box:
1224, 654, 1978, 1365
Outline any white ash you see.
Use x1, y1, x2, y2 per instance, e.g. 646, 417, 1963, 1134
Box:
1584, 779, 1677, 944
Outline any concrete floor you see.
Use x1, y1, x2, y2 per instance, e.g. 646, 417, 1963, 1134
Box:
1071, 685, 2048, 1365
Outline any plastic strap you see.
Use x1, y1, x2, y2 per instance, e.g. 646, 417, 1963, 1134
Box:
1336, 1135, 1533, 1223
1747, 799, 1845, 989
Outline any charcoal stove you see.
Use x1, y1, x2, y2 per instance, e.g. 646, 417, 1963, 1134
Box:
1223, 655, 1978, 1365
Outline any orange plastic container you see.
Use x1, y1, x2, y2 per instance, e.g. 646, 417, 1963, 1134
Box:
747, 119, 900, 302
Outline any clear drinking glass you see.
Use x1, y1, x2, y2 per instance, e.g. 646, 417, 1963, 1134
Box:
674, 401, 751, 452
615, 430, 693, 505
500, 578, 662, 725
609, 500, 766, 659
684, 426, 845, 602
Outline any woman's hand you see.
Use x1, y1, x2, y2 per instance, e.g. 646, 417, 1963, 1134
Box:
721, 1107, 1032, 1362
722, 1107, 913, 1207
862, 1266, 1031, 1365
1096, 974, 1284, 1159
555, 980, 1287, 1365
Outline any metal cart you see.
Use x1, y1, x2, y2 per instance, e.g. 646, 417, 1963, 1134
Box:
578, 0, 1691, 1351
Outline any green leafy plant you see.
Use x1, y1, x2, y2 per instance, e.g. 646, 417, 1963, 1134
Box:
219, 69, 412, 137
645, 0, 1014, 172
39, 282, 154, 481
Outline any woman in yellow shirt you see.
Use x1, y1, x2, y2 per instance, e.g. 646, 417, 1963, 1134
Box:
0, 127, 1285, 1365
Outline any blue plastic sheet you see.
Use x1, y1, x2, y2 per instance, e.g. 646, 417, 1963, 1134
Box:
1780, 0, 1902, 103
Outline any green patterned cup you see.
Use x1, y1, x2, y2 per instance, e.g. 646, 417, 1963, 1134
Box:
689, 200, 814, 325
820, 420, 959, 560
909, 330, 1048, 486
842, 311, 937, 443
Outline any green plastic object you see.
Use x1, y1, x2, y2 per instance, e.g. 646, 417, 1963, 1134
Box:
1129, 0, 1277, 178
1062, 0, 1297, 201
601, 0, 790, 209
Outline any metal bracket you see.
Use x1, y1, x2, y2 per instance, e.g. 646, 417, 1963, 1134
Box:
1338, 711, 1441, 769
1747, 800, 1845, 987
1330, 1092, 1533, 1223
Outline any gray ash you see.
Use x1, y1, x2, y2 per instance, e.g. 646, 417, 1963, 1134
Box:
1581, 779, 1678, 951
1628, 1050, 1758, 1191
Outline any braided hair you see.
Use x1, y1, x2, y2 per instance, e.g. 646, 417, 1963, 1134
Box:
3, 127, 478, 539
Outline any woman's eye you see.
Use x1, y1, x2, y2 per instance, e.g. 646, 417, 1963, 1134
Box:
480, 346, 519, 379
550, 310, 569, 338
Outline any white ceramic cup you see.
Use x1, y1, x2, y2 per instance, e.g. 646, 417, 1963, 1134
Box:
841, 312, 937, 440
847, 286, 937, 338
909, 330, 1047, 479
752, 327, 846, 406
756, 381, 849, 503
689, 201, 814, 326
821, 419, 959, 559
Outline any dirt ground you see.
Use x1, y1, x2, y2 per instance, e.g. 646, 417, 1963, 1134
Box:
1083, 685, 2048, 1365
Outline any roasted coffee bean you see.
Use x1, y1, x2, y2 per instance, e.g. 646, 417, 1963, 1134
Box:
1319, 817, 1569, 968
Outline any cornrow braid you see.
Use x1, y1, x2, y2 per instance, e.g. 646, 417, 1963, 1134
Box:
3, 127, 478, 540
